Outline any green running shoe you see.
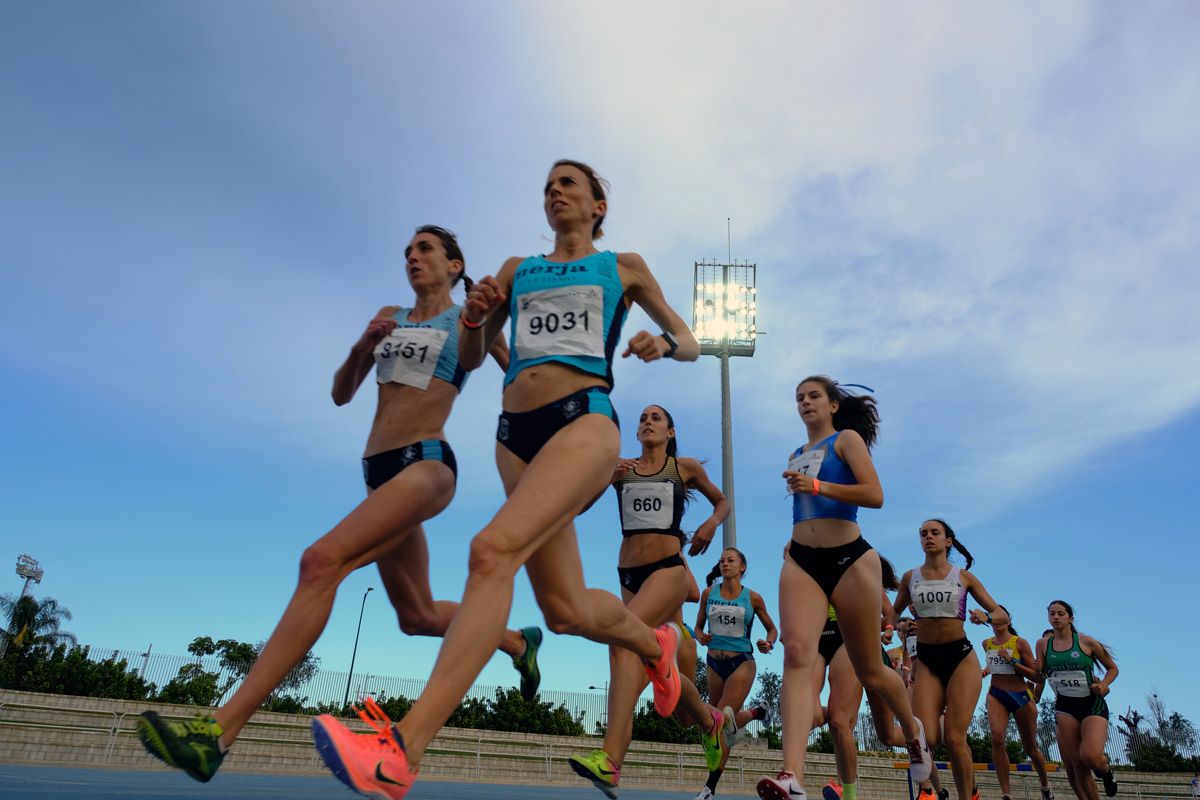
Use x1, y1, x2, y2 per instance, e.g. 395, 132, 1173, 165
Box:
700, 707, 729, 771
137, 710, 225, 783
569, 748, 620, 799
513, 626, 543, 701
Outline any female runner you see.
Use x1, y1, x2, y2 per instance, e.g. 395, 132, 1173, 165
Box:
570, 403, 734, 798
1038, 600, 1119, 800
757, 377, 930, 800
981, 606, 1054, 800
812, 556, 900, 800
136, 226, 541, 783
311, 159, 700, 800
693, 547, 777, 800
892, 519, 1000, 800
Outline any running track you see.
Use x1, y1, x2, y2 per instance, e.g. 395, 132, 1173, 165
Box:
0, 765, 702, 799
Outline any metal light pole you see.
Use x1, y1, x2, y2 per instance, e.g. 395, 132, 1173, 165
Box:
342, 586, 374, 709
692, 255, 757, 549
1, 554, 45, 658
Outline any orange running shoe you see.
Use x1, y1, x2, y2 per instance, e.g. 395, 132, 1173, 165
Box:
644, 622, 682, 716
970, 786, 980, 800
822, 779, 844, 800
312, 697, 416, 800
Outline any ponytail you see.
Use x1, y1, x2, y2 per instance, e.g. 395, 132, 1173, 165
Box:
879, 554, 899, 591
798, 375, 880, 451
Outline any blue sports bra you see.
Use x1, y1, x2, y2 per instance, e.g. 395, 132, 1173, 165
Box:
789, 432, 859, 523
373, 304, 467, 391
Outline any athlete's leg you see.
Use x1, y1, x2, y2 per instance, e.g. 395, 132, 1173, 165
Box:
600, 565, 691, 765
988, 693, 1014, 797
1055, 713, 1096, 800
777, 556, 831, 784
217, 462, 454, 741
1012, 698, 1051, 789
1077, 716, 1111, 775
827, 645, 865, 787
943, 652, 983, 800
717, 658, 757, 719
374, 526, 525, 657
831, 551, 922, 744
397, 416, 662, 763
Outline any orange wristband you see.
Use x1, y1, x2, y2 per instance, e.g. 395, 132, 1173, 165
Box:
811, 478, 821, 496
461, 313, 485, 330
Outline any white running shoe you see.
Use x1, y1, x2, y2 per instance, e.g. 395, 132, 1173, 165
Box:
722, 705, 738, 749
757, 770, 806, 800
906, 717, 932, 783
695, 787, 716, 800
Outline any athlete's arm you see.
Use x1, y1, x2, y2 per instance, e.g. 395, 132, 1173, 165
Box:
678, 457, 729, 556
1034, 636, 1049, 677
1082, 634, 1118, 695
962, 570, 1000, 618
881, 587, 898, 627
332, 306, 398, 405
459, 259, 518, 371
892, 570, 913, 617
785, 429, 883, 507
1013, 636, 1039, 681
487, 330, 510, 372
751, 590, 778, 653
694, 587, 712, 644
618, 252, 700, 362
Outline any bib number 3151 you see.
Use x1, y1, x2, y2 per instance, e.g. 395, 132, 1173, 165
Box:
374, 327, 448, 389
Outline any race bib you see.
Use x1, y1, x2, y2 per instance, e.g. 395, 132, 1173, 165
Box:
905, 635, 918, 659
912, 579, 961, 619
374, 327, 448, 389
986, 648, 1016, 675
709, 603, 747, 639
1049, 670, 1091, 698
621, 482, 674, 530
786, 448, 824, 494
514, 285, 604, 360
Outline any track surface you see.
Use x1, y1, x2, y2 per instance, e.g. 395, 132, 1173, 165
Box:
0, 765, 705, 799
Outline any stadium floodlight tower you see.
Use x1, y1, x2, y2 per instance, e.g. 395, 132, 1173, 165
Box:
15, 554, 43, 599
1, 554, 45, 657
692, 259, 757, 549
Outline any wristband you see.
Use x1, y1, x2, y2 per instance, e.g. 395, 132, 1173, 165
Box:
461, 313, 485, 330
811, 478, 821, 496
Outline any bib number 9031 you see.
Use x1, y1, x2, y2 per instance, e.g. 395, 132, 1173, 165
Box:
528, 309, 589, 336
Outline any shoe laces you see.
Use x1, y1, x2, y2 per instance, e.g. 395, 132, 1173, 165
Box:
354, 697, 401, 753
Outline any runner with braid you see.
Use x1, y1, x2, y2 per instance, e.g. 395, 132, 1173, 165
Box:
135, 226, 542, 784
570, 404, 735, 798
693, 547, 778, 800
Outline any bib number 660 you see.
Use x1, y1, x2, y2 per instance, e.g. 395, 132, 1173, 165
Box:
631, 497, 663, 513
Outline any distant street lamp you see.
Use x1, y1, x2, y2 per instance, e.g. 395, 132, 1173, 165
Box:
692, 258, 757, 548
342, 587, 374, 709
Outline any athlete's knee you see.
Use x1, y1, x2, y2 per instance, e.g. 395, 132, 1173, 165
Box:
856, 664, 891, 694
397, 608, 444, 637
945, 729, 970, 752
781, 642, 817, 671
467, 532, 521, 581
829, 714, 854, 739
990, 729, 1008, 749
1079, 749, 1106, 771
297, 542, 348, 588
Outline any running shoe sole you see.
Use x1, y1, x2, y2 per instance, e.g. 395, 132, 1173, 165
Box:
822, 785, 842, 800
757, 776, 804, 800
135, 711, 220, 783
568, 756, 620, 799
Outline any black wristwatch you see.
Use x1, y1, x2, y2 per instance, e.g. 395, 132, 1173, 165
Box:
660, 331, 678, 359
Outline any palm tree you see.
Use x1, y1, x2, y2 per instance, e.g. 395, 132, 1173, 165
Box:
0, 594, 77, 653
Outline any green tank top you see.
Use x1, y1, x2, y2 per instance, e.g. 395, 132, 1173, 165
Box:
1044, 630, 1096, 698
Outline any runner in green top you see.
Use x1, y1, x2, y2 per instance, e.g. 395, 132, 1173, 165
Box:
1036, 600, 1119, 800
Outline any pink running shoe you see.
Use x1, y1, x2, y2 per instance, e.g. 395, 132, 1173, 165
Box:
643, 622, 682, 716
312, 697, 416, 800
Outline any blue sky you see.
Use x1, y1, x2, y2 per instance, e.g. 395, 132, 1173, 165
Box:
3, 2, 1199, 728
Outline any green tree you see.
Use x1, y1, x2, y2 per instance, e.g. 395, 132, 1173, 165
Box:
157, 635, 318, 709
486, 687, 585, 736
1, 594, 76, 652
694, 659, 709, 704
1036, 697, 1057, 760
631, 698, 700, 744
751, 669, 782, 730
0, 643, 155, 700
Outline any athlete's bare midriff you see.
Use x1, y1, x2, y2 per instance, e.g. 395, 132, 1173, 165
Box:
501, 361, 609, 414
915, 617, 967, 645
363, 379, 458, 459
618, 531, 683, 570
790, 517, 862, 549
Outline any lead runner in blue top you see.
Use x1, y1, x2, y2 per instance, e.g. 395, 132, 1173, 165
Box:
310, 160, 702, 800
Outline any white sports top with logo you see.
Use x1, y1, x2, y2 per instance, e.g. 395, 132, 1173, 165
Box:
908, 564, 968, 620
